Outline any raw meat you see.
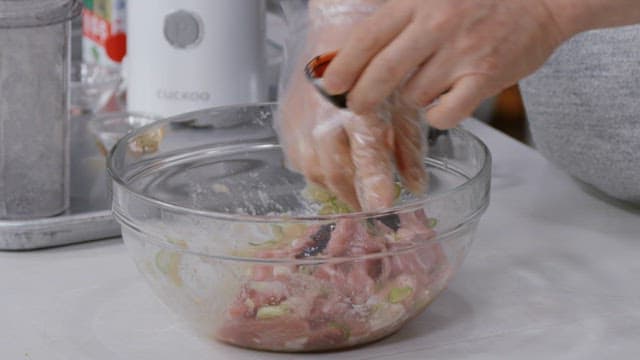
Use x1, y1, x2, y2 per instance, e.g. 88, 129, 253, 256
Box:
217, 209, 450, 351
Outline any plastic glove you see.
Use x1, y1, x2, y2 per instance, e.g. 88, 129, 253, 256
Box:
321, 0, 567, 129
277, 0, 428, 211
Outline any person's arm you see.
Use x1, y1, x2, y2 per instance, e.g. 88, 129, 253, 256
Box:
319, 0, 640, 129
545, 0, 640, 37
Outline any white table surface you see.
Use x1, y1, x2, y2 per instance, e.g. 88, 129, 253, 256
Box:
2, 120, 639, 360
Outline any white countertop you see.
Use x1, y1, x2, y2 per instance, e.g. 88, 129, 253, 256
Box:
2, 120, 639, 360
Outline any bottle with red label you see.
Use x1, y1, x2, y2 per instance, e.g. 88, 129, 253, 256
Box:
82, 0, 127, 66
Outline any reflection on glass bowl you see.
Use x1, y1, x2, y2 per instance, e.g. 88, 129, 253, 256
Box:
70, 62, 122, 115
88, 112, 161, 157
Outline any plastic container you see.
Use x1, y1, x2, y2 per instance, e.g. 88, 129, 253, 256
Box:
107, 103, 491, 352
0, 0, 82, 219
81, 0, 127, 66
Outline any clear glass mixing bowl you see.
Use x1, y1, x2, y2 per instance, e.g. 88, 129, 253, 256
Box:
107, 103, 491, 352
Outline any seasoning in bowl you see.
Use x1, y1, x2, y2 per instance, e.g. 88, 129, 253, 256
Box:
88, 112, 161, 156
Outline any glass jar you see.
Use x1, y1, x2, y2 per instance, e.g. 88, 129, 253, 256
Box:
0, 0, 81, 219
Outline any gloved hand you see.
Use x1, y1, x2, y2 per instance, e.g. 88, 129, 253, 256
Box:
321, 0, 567, 129
277, 0, 428, 211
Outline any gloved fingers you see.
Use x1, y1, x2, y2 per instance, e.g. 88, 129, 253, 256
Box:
284, 125, 326, 186
344, 110, 396, 211
293, 139, 328, 188
276, 77, 328, 186
345, 20, 440, 114
391, 96, 428, 194
312, 116, 360, 211
401, 47, 456, 109
322, 0, 413, 95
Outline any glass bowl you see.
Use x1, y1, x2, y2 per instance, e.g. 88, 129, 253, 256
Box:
107, 103, 491, 352
69, 62, 122, 115
88, 112, 161, 157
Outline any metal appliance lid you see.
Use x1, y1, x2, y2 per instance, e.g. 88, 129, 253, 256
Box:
0, 0, 82, 28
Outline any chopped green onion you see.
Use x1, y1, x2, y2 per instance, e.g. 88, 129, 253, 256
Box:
306, 185, 333, 203
256, 305, 288, 320
394, 182, 403, 199
248, 239, 279, 247
271, 225, 284, 241
328, 322, 351, 340
305, 185, 353, 214
333, 200, 352, 214
154, 249, 183, 286
388, 286, 414, 304
318, 204, 335, 215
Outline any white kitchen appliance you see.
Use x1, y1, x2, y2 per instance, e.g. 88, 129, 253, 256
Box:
126, 0, 267, 117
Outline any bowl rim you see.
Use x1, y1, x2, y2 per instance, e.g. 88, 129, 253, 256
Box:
113, 202, 488, 264
88, 111, 163, 135
107, 102, 492, 224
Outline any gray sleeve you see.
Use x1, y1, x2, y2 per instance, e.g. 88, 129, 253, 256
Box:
519, 25, 640, 205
